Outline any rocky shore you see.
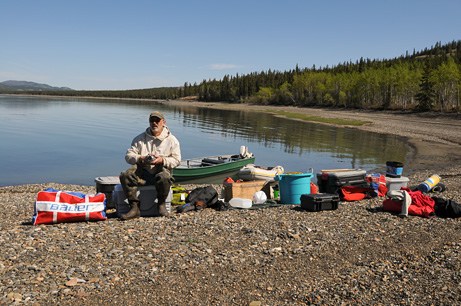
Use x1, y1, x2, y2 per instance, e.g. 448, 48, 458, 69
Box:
1, 103, 460, 305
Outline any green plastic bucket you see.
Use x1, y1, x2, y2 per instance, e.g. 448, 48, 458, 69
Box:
274, 171, 313, 204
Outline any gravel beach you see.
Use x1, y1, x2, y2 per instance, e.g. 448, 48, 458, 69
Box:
1, 102, 460, 305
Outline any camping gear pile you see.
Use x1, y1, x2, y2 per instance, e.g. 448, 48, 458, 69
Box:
31, 160, 461, 225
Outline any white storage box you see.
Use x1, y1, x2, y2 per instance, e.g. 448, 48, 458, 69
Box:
113, 184, 172, 217
386, 176, 409, 191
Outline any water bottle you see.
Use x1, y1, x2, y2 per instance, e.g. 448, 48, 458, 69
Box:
273, 184, 280, 200
417, 174, 441, 193
229, 198, 252, 209
165, 201, 171, 213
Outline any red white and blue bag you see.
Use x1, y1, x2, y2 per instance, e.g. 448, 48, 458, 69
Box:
32, 188, 107, 225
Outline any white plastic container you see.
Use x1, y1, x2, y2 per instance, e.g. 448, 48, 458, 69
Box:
386, 176, 409, 191
229, 197, 252, 209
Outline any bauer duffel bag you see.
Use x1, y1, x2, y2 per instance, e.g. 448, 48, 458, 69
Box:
32, 188, 107, 225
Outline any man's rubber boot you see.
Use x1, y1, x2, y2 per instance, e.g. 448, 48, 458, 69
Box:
120, 201, 141, 220
158, 202, 169, 217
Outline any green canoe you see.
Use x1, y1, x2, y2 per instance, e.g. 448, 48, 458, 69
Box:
173, 152, 255, 183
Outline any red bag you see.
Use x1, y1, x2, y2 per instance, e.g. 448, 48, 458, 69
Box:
382, 188, 435, 218
340, 185, 372, 201
32, 188, 107, 225
310, 182, 319, 194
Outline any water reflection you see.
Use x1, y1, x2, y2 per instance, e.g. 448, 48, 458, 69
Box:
173, 105, 406, 170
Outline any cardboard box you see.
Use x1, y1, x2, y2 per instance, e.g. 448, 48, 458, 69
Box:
224, 180, 270, 202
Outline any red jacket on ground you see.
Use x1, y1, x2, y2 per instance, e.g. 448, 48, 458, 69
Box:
382, 188, 435, 217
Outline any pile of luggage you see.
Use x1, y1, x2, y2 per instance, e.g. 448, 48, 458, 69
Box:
30, 166, 461, 225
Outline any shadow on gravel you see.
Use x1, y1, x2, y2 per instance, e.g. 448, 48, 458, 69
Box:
20, 211, 120, 226
366, 206, 384, 214
366, 206, 404, 218
105, 211, 119, 219
291, 206, 305, 212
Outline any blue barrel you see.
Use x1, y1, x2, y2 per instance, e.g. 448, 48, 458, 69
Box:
274, 172, 313, 204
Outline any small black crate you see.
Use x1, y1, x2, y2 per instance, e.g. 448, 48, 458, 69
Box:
300, 193, 340, 212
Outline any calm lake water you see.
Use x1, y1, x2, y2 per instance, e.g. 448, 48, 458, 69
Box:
0, 95, 408, 186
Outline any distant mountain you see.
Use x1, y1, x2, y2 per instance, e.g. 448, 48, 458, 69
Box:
0, 80, 73, 91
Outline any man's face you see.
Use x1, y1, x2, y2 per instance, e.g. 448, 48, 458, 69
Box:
149, 116, 165, 136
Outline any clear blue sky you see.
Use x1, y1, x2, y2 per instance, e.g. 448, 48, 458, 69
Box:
1, 0, 460, 90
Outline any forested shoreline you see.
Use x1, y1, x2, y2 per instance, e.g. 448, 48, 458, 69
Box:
3, 40, 461, 112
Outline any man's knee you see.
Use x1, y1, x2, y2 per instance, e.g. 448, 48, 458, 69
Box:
155, 171, 172, 185
120, 166, 139, 186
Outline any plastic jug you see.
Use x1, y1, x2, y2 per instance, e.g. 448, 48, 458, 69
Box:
229, 198, 252, 209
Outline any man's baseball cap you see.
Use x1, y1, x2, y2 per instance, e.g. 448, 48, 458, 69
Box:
149, 111, 165, 120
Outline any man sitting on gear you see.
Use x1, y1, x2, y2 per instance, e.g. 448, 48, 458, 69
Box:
119, 111, 181, 220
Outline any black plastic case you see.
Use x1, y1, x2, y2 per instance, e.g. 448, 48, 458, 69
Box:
316, 169, 367, 194
300, 193, 340, 211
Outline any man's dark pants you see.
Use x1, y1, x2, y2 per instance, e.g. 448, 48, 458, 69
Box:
119, 165, 173, 208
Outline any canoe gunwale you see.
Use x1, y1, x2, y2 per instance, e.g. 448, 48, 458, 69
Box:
177, 154, 246, 169
173, 155, 255, 182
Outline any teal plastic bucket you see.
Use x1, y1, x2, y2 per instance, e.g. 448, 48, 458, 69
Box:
275, 171, 313, 204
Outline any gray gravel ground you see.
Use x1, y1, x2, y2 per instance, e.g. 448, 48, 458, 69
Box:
1, 105, 460, 305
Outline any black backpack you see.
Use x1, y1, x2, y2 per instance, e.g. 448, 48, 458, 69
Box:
176, 186, 219, 213
433, 197, 461, 218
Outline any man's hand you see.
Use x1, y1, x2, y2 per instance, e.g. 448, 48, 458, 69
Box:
137, 155, 149, 165
152, 155, 163, 165
139, 154, 163, 165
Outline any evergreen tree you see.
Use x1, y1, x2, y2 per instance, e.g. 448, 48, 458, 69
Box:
415, 65, 436, 111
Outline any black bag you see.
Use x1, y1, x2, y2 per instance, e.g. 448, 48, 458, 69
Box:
433, 197, 461, 218
177, 186, 219, 212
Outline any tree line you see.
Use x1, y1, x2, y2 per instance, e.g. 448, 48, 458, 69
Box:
190, 40, 461, 112
5, 40, 461, 112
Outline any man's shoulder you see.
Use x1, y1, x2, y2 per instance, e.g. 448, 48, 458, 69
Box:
169, 134, 180, 144
165, 129, 179, 142
132, 130, 148, 142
